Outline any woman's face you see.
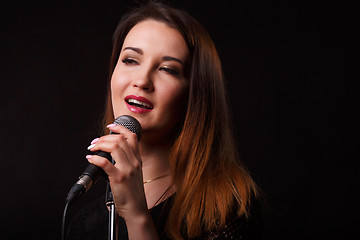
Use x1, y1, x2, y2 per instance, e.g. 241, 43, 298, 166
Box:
111, 19, 189, 141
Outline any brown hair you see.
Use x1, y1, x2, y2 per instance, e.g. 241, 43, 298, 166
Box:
102, 1, 259, 239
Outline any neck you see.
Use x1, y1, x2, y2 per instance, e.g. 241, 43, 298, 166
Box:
139, 139, 172, 182
139, 140, 175, 208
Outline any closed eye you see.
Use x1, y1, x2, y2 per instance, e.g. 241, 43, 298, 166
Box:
159, 66, 179, 76
122, 58, 138, 65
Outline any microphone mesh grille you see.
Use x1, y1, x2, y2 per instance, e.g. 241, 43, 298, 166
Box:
113, 115, 142, 140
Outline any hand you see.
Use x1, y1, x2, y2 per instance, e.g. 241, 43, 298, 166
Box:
86, 124, 148, 221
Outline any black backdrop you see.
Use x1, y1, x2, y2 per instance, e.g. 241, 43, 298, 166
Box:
1, 0, 358, 239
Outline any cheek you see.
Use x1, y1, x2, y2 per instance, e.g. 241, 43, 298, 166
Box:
110, 73, 128, 115
158, 83, 188, 114
111, 67, 129, 97
161, 85, 188, 133
111, 69, 122, 92
111, 62, 129, 89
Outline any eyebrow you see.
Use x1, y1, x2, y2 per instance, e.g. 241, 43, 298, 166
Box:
123, 47, 143, 55
163, 56, 183, 64
123, 47, 184, 64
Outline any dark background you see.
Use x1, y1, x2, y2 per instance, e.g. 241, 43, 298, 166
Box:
1, 0, 358, 239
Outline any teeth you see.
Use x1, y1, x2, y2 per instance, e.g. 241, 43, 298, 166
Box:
127, 99, 153, 109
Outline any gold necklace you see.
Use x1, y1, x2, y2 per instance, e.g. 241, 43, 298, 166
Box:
143, 173, 170, 184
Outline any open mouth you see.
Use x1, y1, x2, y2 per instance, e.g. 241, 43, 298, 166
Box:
126, 98, 154, 109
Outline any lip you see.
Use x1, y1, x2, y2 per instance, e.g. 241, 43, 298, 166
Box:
125, 95, 154, 114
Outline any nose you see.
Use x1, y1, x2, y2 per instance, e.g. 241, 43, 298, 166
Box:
132, 67, 154, 91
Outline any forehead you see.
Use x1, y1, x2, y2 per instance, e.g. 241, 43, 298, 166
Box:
122, 19, 188, 61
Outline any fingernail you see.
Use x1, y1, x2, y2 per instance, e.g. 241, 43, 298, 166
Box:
87, 144, 96, 150
86, 155, 93, 159
91, 138, 99, 145
107, 123, 117, 128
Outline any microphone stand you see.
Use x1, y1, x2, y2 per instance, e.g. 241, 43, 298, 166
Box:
106, 182, 117, 240
105, 155, 117, 240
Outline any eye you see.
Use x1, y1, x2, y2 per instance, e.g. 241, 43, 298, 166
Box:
122, 58, 138, 65
159, 66, 179, 76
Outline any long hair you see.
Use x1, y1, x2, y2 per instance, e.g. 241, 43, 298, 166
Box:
102, 1, 259, 239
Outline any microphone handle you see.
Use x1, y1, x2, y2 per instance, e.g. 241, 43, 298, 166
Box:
66, 151, 111, 203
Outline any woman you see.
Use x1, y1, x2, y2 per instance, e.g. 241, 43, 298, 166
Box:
67, 1, 263, 239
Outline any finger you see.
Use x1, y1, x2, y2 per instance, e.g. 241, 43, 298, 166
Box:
107, 124, 141, 163
88, 134, 130, 156
86, 154, 118, 177
107, 124, 139, 149
88, 134, 140, 169
86, 153, 133, 183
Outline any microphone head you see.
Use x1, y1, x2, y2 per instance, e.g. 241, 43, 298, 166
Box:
113, 115, 142, 140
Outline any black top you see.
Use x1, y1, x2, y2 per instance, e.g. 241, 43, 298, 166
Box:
66, 195, 263, 240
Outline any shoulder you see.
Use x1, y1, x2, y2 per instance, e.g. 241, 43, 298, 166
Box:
205, 198, 264, 240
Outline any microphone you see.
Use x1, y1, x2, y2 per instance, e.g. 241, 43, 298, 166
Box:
66, 115, 142, 203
